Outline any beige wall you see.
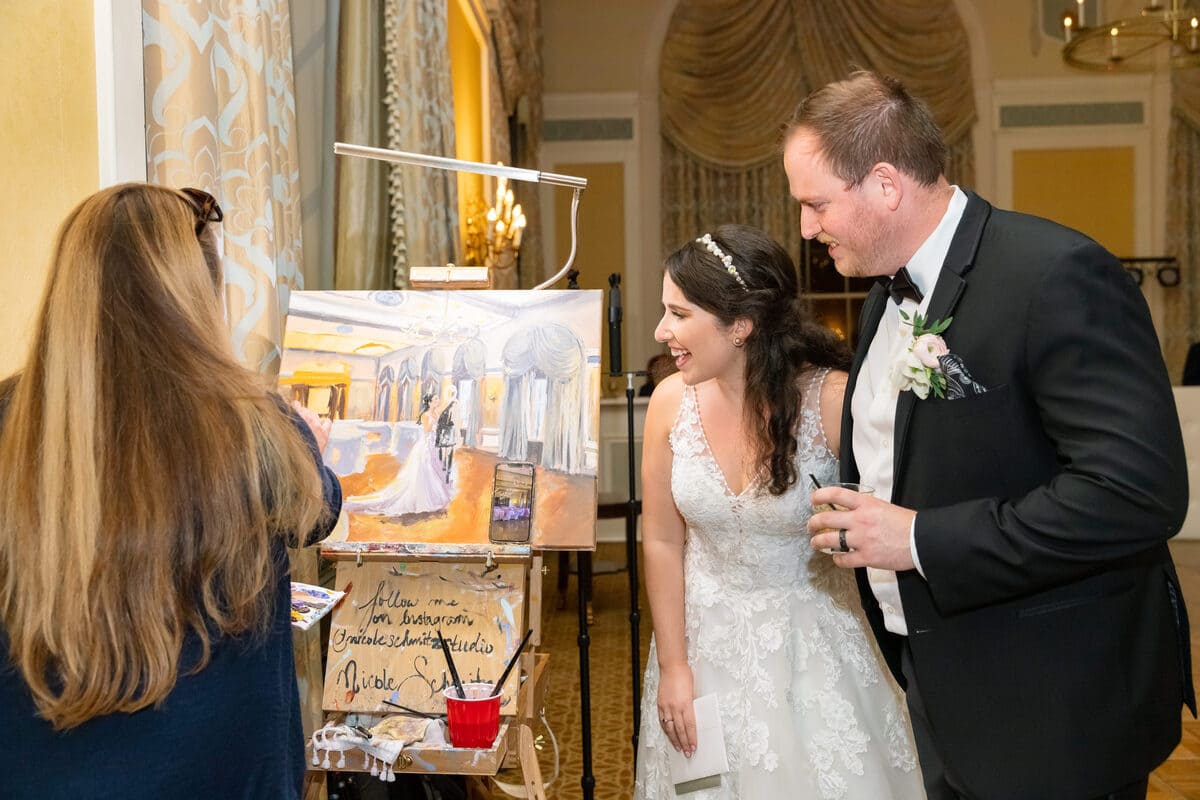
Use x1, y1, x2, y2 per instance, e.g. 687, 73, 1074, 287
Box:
551, 161, 626, 396
542, 0, 1156, 89
543, 0, 660, 94
1012, 146, 1136, 257
0, 1, 99, 378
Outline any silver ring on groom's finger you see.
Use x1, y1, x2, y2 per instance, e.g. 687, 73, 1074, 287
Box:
838, 529, 850, 553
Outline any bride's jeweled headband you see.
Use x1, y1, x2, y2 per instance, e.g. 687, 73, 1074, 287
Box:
696, 234, 749, 291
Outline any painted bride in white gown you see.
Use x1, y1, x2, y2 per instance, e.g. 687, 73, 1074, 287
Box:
636, 226, 922, 800
344, 393, 451, 517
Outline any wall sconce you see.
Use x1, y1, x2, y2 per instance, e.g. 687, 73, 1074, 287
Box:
463, 171, 527, 272
1123, 257, 1181, 288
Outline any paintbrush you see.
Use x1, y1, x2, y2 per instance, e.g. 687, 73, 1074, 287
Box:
489, 628, 534, 697
436, 628, 466, 699
382, 699, 444, 719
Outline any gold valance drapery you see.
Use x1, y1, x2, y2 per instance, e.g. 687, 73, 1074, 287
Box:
659, 0, 976, 173
659, 0, 976, 260
660, 1, 808, 170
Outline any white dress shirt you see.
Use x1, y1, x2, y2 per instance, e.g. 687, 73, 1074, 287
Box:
852, 187, 967, 635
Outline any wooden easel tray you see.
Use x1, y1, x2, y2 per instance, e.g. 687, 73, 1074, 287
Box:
304, 722, 509, 776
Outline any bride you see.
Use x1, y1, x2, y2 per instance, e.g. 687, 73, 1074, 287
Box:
344, 391, 452, 518
635, 225, 923, 799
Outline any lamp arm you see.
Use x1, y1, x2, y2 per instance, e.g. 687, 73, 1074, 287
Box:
534, 187, 583, 290
332, 142, 588, 289
332, 143, 588, 189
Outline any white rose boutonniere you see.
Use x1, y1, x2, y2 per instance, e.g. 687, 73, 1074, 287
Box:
892, 310, 953, 399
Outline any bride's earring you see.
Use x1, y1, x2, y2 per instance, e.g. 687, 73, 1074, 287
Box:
732, 336, 744, 348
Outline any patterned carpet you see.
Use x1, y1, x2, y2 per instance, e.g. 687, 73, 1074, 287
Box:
494, 544, 651, 800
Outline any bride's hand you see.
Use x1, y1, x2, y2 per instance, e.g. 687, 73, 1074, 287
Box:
656, 663, 697, 758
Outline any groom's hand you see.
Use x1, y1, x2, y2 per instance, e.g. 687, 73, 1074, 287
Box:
808, 487, 917, 572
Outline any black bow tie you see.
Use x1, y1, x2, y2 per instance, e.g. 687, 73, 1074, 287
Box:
879, 267, 923, 305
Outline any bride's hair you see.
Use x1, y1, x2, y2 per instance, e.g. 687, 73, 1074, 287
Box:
664, 224, 850, 495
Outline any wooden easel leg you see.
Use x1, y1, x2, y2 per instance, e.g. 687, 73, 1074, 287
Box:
556, 552, 569, 610
302, 771, 326, 800
519, 724, 546, 800
465, 776, 493, 800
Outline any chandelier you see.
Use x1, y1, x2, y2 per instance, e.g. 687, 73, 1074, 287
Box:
1062, 0, 1200, 71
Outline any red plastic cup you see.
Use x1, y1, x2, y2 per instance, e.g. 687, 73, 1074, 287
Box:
442, 682, 502, 748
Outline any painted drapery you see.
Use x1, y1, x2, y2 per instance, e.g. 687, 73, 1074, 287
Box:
499, 324, 589, 474
659, 0, 975, 258
143, 0, 304, 377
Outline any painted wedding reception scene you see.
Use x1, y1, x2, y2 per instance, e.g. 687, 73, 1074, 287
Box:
281, 290, 601, 552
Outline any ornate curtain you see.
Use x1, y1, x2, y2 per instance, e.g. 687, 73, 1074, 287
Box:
289, 1, 338, 291
143, 0, 304, 378
1163, 70, 1200, 379
331, 1, 542, 290
659, 0, 975, 258
384, 0, 459, 287
142, 0, 321, 743
488, 0, 546, 287
334, 2, 392, 290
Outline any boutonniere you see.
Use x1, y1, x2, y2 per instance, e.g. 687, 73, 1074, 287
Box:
891, 311, 954, 399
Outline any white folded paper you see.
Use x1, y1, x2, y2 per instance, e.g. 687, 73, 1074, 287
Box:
668, 694, 730, 794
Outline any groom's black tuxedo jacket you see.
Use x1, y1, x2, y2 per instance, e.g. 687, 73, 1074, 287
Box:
841, 191, 1196, 800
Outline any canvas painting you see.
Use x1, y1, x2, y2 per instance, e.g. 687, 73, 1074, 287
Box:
281, 290, 601, 551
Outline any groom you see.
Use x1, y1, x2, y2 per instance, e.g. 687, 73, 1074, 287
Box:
793, 71, 1195, 800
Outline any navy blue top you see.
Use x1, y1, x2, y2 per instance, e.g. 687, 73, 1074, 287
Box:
0, 397, 342, 799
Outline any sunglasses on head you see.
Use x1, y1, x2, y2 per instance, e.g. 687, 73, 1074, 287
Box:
180, 187, 224, 235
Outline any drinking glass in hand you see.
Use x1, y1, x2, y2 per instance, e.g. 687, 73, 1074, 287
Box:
811, 482, 874, 554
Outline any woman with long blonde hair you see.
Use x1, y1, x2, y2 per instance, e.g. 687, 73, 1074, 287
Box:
0, 183, 341, 798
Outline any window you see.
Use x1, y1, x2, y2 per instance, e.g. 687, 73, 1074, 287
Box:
798, 240, 874, 348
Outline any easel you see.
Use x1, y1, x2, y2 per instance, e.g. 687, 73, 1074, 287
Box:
295, 272, 561, 796
301, 547, 547, 800
295, 144, 595, 800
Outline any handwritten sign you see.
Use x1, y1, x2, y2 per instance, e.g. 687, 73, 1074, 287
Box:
322, 561, 526, 714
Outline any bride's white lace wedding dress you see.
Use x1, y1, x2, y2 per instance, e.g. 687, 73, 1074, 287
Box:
635, 369, 923, 800
343, 426, 451, 518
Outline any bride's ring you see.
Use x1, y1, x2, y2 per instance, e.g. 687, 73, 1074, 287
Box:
661, 717, 672, 725
838, 529, 850, 553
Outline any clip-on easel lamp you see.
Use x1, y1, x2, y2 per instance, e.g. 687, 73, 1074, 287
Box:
333, 143, 587, 289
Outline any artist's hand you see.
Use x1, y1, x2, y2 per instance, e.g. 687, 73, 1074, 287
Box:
293, 400, 332, 453
657, 662, 697, 757
808, 486, 917, 572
